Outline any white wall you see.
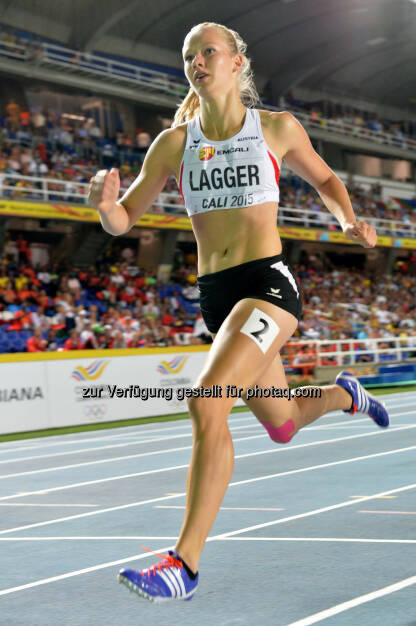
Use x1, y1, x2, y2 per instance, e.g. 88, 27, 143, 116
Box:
0, 349, 219, 435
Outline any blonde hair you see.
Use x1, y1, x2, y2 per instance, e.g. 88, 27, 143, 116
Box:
172, 22, 259, 127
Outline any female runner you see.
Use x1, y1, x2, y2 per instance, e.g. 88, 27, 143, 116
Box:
88, 22, 389, 602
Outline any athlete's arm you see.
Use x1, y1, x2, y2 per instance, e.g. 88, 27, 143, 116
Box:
276, 112, 376, 248
88, 128, 184, 236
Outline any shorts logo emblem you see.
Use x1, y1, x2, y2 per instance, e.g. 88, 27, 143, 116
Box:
266, 287, 282, 299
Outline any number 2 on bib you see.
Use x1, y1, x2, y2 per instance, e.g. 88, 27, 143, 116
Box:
240, 308, 280, 354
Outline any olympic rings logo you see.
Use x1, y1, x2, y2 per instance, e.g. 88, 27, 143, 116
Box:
83, 404, 108, 418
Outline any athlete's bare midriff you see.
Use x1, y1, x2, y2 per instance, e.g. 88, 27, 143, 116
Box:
172, 109, 287, 276
191, 201, 282, 275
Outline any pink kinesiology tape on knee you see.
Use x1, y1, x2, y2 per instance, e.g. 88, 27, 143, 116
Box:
260, 419, 295, 443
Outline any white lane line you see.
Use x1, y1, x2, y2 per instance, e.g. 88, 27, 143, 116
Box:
0, 421, 414, 501
0, 536, 178, 541
1, 443, 415, 535
0, 481, 416, 596
0, 414, 253, 455
0, 446, 191, 482
221, 537, 416, 544
1, 418, 415, 482
0, 536, 415, 544
231, 422, 416, 463
0, 494, 187, 535
154, 506, 285, 511
0, 395, 412, 458
0, 407, 391, 466
214, 483, 416, 540
358, 510, 416, 515
0, 503, 98, 507
0, 419, 369, 478
312, 425, 382, 430
0, 422, 258, 467
285, 575, 416, 626
0, 548, 172, 597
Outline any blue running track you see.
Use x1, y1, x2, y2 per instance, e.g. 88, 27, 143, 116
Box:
0, 391, 415, 625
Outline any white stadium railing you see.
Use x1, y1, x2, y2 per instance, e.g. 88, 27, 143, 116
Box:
287, 109, 416, 153
0, 38, 28, 61
285, 337, 416, 368
1, 35, 416, 152
1, 173, 415, 238
0, 37, 188, 99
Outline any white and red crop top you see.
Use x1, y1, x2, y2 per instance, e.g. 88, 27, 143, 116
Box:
177, 108, 280, 217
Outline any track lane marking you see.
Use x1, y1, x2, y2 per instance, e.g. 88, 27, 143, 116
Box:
0, 536, 413, 543
358, 510, 416, 515
1, 422, 415, 504
1, 442, 415, 535
0, 422, 258, 467
1, 418, 415, 481
285, 575, 416, 625
0, 414, 255, 455
221, 537, 416, 544
1, 481, 416, 596
0, 395, 412, 457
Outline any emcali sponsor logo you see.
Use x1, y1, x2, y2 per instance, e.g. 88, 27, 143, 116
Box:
199, 146, 215, 161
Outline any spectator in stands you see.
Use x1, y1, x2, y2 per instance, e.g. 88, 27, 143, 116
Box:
46, 328, 58, 351
1, 242, 415, 358
16, 234, 29, 264
292, 344, 316, 375
20, 107, 30, 129
26, 326, 47, 352
136, 129, 151, 152
6, 99, 21, 131
111, 329, 127, 349
67, 271, 81, 293
88, 120, 102, 139
30, 305, 49, 330
64, 328, 83, 350
31, 108, 46, 134
80, 324, 99, 349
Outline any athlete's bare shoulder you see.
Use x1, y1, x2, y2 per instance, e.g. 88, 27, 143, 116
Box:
258, 109, 297, 135
162, 122, 187, 145
258, 109, 308, 162
257, 109, 297, 162
156, 123, 187, 155
151, 123, 187, 177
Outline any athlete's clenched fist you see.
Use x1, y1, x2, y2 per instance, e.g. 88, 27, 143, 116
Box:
343, 220, 377, 249
88, 168, 120, 215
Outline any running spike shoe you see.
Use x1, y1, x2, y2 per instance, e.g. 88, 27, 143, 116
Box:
335, 370, 389, 428
118, 549, 198, 602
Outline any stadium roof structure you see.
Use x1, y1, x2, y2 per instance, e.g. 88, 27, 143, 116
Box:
1, 0, 416, 110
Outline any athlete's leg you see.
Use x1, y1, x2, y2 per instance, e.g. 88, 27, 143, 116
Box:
243, 351, 352, 443
174, 298, 298, 573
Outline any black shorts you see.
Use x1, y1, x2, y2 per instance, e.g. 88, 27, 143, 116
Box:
197, 253, 302, 334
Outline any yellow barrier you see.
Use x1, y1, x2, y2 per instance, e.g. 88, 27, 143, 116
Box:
0, 344, 210, 363
1, 199, 415, 248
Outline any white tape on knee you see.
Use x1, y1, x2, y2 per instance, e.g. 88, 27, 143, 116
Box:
240, 307, 280, 354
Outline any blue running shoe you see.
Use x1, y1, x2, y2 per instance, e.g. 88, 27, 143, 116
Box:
118, 549, 198, 602
335, 371, 389, 428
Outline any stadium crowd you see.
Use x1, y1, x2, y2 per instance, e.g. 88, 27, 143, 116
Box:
279, 177, 416, 235
0, 100, 186, 211
1, 22, 416, 145
0, 244, 415, 365
1, 103, 415, 233
278, 93, 416, 146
